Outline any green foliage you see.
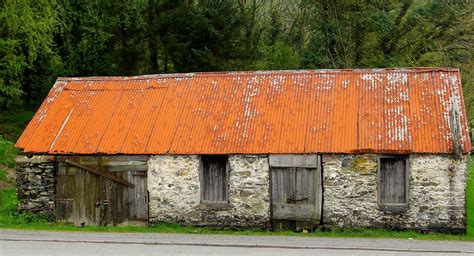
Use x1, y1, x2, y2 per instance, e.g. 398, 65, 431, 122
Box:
0, 187, 52, 226
0, 169, 6, 181
155, 1, 255, 72
0, 0, 472, 122
0, 135, 52, 226
0, 188, 17, 219
0, 0, 61, 107
467, 157, 474, 237
0, 109, 35, 141
256, 42, 300, 70
0, 136, 17, 168
297, 0, 473, 69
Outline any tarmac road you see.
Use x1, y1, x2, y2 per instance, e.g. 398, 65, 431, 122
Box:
1, 229, 473, 256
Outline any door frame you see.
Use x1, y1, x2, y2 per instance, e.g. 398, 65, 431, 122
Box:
269, 154, 322, 229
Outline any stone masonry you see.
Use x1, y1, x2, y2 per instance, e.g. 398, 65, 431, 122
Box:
322, 154, 467, 232
147, 155, 270, 227
15, 152, 466, 231
15, 155, 56, 215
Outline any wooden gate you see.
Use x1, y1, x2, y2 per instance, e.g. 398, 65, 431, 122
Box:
270, 155, 322, 230
55, 156, 148, 226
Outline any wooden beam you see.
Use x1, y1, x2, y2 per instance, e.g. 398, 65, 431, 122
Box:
65, 159, 135, 188
58, 156, 148, 172
269, 154, 318, 168
272, 203, 316, 221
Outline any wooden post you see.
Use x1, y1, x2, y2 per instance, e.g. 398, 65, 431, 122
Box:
451, 107, 461, 158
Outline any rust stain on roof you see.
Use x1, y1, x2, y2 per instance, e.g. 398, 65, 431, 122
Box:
16, 68, 471, 154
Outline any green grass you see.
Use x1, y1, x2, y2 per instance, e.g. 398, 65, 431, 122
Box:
0, 187, 52, 226
467, 157, 474, 236
0, 222, 473, 241
0, 187, 19, 224
0, 169, 7, 181
0, 136, 17, 168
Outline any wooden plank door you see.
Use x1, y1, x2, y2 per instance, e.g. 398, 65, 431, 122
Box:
56, 162, 101, 226
55, 158, 148, 226
102, 171, 148, 225
127, 171, 148, 223
270, 155, 322, 230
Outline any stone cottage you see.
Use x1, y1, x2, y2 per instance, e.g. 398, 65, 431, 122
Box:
15, 68, 471, 232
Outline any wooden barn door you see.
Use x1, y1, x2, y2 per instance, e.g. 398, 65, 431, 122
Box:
270, 155, 322, 231
56, 163, 100, 226
55, 156, 148, 226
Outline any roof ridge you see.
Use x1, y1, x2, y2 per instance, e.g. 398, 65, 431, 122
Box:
57, 67, 459, 82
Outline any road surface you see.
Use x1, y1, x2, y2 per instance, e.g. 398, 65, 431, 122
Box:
1, 229, 473, 255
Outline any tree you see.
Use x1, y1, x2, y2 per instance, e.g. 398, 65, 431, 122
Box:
0, 0, 472, 126
0, 0, 59, 108
160, 0, 256, 72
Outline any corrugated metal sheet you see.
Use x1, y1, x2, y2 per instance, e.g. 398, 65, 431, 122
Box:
16, 68, 471, 154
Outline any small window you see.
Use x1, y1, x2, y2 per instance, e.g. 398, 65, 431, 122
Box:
200, 155, 228, 203
378, 156, 409, 208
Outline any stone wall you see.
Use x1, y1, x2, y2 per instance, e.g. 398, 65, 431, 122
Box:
322, 154, 467, 232
147, 155, 270, 227
15, 155, 56, 215
15, 152, 466, 231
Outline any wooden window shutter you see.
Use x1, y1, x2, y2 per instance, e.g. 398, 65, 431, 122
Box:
201, 155, 228, 202
379, 157, 408, 205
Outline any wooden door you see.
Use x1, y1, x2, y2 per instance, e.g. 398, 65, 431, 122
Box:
55, 156, 148, 226
56, 164, 101, 226
270, 155, 322, 230
102, 171, 148, 224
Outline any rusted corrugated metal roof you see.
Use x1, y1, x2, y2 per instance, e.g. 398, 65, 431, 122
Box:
16, 68, 471, 154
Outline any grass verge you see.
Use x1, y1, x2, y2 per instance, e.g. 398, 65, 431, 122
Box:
0, 222, 473, 241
